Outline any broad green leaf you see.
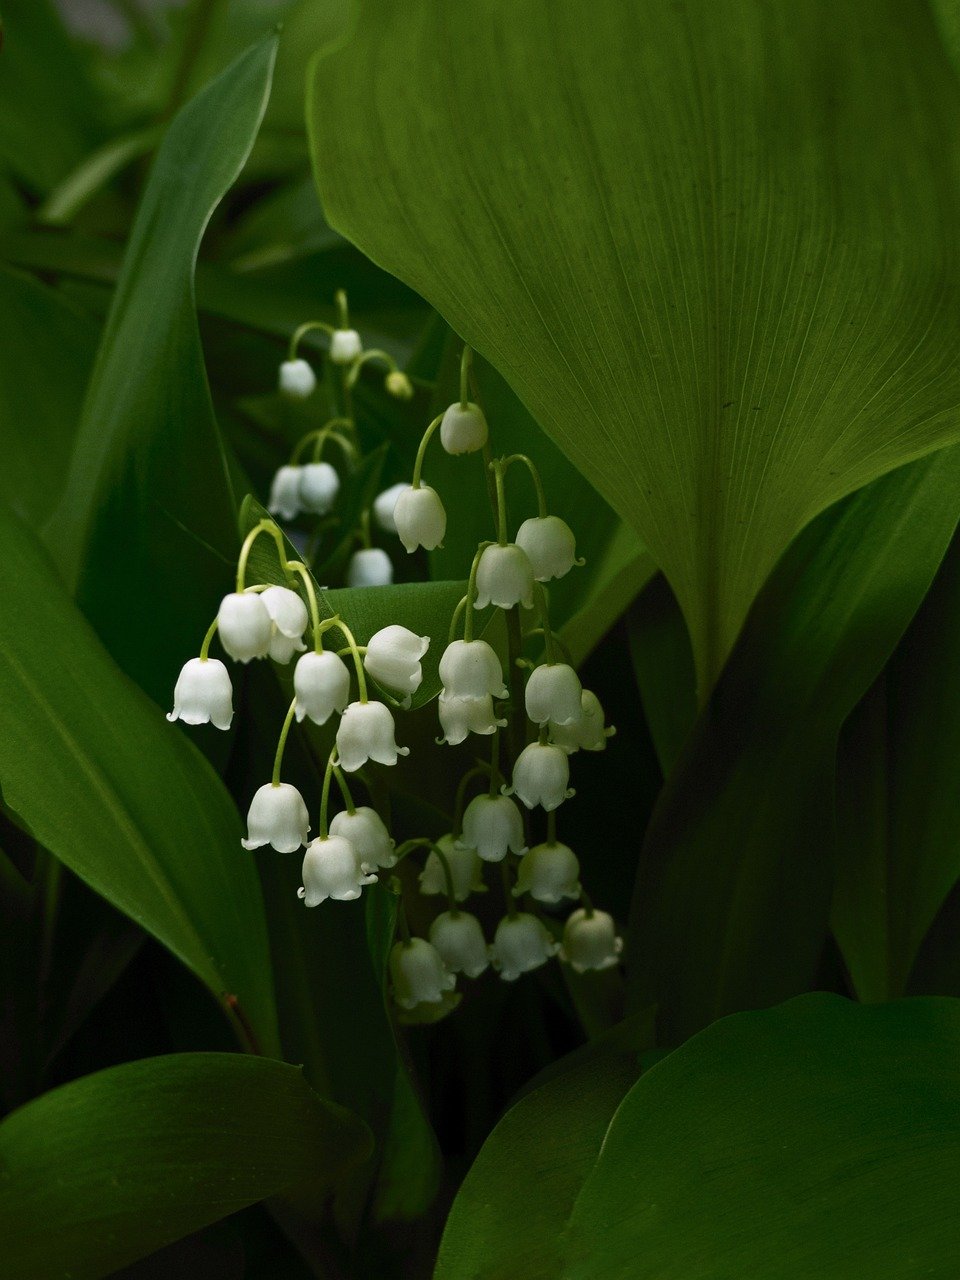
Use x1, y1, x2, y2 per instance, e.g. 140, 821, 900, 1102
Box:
0, 502, 280, 1056
0, 1052, 371, 1280
626, 446, 960, 1043
564, 995, 960, 1279
559, 522, 656, 669
309, 0, 960, 693
627, 575, 698, 776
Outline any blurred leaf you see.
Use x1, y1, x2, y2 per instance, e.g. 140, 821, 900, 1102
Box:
560, 522, 656, 669
0, 502, 281, 1056
0, 1052, 371, 1280
627, 575, 698, 776
36, 126, 162, 227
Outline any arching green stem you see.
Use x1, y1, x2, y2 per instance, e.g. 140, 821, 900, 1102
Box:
288, 319, 334, 361
236, 520, 293, 592
453, 764, 490, 837
533, 582, 559, 663
345, 348, 400, 388
463, 541, 493, 641
429, 842, 458, 911
460, 345, 473, 408
448, 594, 469, 644
272, 698, 297, 786
490, 459, 509, 545
285, 560, 322, 653
335, 288, 349, 328
290, 419, 353, 463
332, 762, 356, 815
327, 617, 367, 701
411, 413, 444, 488
318, 747, 339, 838
198, 616, 219, 661
500, 453, 548, 518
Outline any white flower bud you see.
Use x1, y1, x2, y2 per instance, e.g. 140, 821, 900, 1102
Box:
390, 938, 456, 1008
336, 700, 409, 772
372, 482, 409, 534
268, 631, 305, 664
268, 465, 303, 521
550, 690, 613, 753
524, 662, 582, 726
242, 782, 309, 853
438, 639, 507, 700
330, 328, 362, 364
419, 834, 486, 902
394, 484, 446, 553
509, 742, 572, 811
474, 543, 534, 610
440, 401, 489, 455
560, 908, 623, 973
217, 592, 273, 663
261, 586, 309, 640
167, 657, 233, 730
514, 842, 581, 904
438, 692, 506, 745
386, 370, 414, 400
294, 650, 351, 724
429, 911, 490, 978
363, 625, 429, 698
278, 358, 316, 400
460, 794, 527, 862
515, 515, 581, 582
489, 913, 559, 981
347, 548, 393, 587
299, 834, 376, 905
329, 805, 396, 871
299, 462, 340, 515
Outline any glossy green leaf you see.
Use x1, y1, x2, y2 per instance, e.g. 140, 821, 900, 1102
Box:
0, 1052, 371, 1280
309, 0, 960, 692
626, 575, 698, 776
627, 446, 960, 1043
563, 995, 960, 1279
0, 502, 280, 1056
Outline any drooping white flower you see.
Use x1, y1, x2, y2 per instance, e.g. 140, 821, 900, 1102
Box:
294, 650, 351, 724
550, 690, 614, 753
429, 911, 490, 978
524, 662, 583, 726
514, 842, 581, 904
419, 834, 486, 902
330, 328, 362, 364
509, 743, 572, 811
438, 639, 508, 700
217, 592, 273, 663
438, 692, 506, 746
268, 465, 303, 521
394, 484, 446, 553
261, 586, 309, 641
299, 834, 376, 905
460, 794, 527, 862
268, 631, 305, 664
390, 938, 456, 1009
560, 909, 623, 973
298, 462, 340, 515
167, 657, 233, 730
489, 913, 559, 981
336, 700, 409, 772
278, 358, 316, 400
347, 548, 393, 587
440, 401, 489, 455
363, 625, 429, 698
242, 782, 310, 853
386, 370, 414, 400
515, 515, 581, 582
474, 543, 534, 610
372, 482, 409, 534
329, 806, 396, 871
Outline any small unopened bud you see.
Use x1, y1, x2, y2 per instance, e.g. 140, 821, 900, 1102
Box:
386, 370, 414, 400
330, 328, 362, 364
440, 401, 488, 455
299, 462, 340, 515
268, 465, 303, 521
279, 359, 316, 400
347, 548, 393, 587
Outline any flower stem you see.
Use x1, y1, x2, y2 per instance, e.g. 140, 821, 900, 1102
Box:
429, 842, 458, 911
346, 348, 399, 388
534, 583, 558, 663
332, 762, 356, 814
411, 413, 444, 488
500, 453, 548, 517
460, 345, 473, 408
448, 594, 469, 644
326, 617, 367, 701
318, 747, 338, 838
490, 458, 509, 545
272, 698, 297, 786
463, 541, 493, 641
236, 520, 293, 592
288, 319, 335, 361
285, 560, 323, 652
199, 616, 219, 661
453, 765, 490, 837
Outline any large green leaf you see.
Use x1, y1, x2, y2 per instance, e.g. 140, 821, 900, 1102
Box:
0, 1052, 370, 1280
0, 503, 280, 1056
563, 995, 960, 1279
308, 0, 960, 692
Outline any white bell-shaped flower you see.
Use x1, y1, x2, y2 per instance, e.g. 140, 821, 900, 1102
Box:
363, 625, 429, 698
438, 692, 506, 746
294, 650, 351, 724
217, 592, 273, 663
419, 834, 486, 902
474, 543, 534, 610
509, 743, 572, 811
429, 911, 490, 978
329, 805, 396, 871
515, 515, 581, 582
336, 700, 409, 772
167, 657, 233, 730
299, 834, 376, 905
268, 465, 303, 521
440, 401, 489, 455
386, 370, 414, 400
560, 908, 623, 973
330, 328, 362, 364
390, 938, 456, 1009
460, 794, 527, 862
242, 782, 309, 853
394, 484, 446, 553
268, 631, 305, 664
438, 639, 508, 700
524, 662, 582, 726
372, 482, 409, 534
347, 548, 393, 587
550, 690, 613, 753
261, 586, 309, 641
514, 842, 581, 904
490, 913, 559, 981
299, 462, 340, 515
278, 358, 316, 400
